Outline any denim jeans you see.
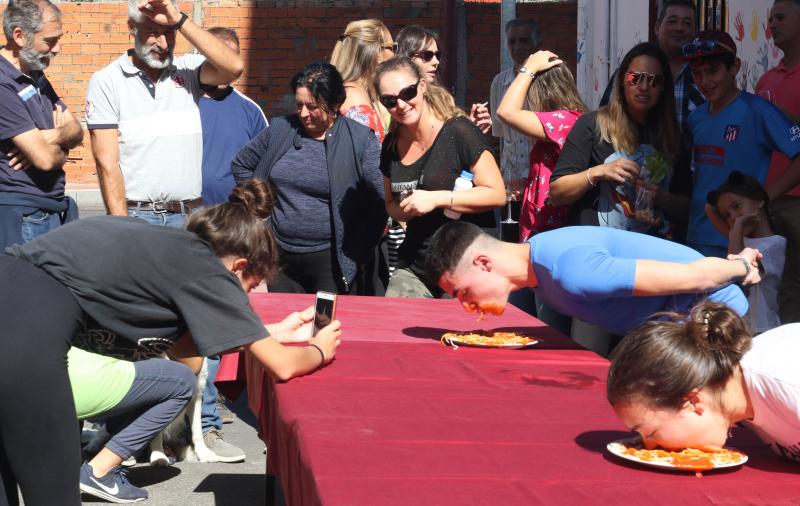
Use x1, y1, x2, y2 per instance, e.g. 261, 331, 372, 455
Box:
128, 208, 187, 228
201, 355, 223, 433
21, 209, 62, 243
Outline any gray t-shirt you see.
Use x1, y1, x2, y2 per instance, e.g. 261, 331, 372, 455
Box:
269, 134, 332, 253
6, 216, 267, 359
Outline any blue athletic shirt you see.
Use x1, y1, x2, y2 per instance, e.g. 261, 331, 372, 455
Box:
199, 87, 267, 205
687, 92, 800, 249
528, 226, 747, 335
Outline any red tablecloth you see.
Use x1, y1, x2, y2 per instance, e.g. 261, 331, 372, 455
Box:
247, 294, 800, 506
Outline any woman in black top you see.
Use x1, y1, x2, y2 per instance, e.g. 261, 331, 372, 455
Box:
232, 62, 386, 295
550, 43, 690, 239
373, 56, 505, 297
0, 180, 340, 505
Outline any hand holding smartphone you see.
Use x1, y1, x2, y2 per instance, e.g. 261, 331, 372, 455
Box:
313, 291, 337, 336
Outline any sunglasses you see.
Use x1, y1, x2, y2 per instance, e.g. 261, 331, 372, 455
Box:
411, 50, 442, 63
381, 42, 398, 53
379, 79, 421, 109
682, 38, 735, 58
624, 71, 665, 87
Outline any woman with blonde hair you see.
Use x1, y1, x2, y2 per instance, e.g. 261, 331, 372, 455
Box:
330, 18, 395, 141
549, 42, 691, 239
373, 56, 505, 298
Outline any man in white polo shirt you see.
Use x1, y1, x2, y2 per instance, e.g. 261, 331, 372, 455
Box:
86, 0, 243, 226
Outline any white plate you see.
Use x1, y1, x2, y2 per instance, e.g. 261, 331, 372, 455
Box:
606, 438, 748, 472
442, 336, 539, 349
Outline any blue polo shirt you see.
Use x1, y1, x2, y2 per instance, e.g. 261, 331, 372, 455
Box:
0, 55, 66, 197
199, 86, 267, 205
529, 226, 747, 335
688, 92, 800, 249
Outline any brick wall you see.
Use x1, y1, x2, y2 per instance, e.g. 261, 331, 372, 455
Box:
0, 0, 575, 190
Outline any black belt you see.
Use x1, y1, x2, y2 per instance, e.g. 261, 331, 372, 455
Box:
126, 198, 202, 214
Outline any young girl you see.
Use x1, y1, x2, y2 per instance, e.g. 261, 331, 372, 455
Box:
707, 171, 786, 333
607, 300, 800, 463
496, 50, 588, 241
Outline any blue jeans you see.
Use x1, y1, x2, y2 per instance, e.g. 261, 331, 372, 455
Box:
128, 208, 187, 228
21, 209, 62, 243
201, 355, 223, 433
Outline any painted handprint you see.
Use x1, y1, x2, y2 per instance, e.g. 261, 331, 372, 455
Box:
735, 12, 745, 41
751, 11, 760, 42
757, 44, 769, 74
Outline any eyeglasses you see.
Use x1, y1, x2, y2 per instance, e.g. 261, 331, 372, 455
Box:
624, 71, 665, 87
379, 79, 421, 109
682, 38, 735, 58
411, 50, 442, 63
381, 42, 398, 53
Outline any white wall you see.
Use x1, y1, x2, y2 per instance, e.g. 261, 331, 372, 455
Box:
728, 0, 783, 92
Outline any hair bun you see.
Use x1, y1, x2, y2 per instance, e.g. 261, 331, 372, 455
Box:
688, 300, 752, 361
229, 179, 274, 219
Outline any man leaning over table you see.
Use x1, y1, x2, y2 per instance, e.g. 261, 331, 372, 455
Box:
0, 0, 83, 249
85, 0, 243, 227
425, 221, 754, 357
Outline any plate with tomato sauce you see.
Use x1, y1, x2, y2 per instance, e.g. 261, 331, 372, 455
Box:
607, 438, 748, 472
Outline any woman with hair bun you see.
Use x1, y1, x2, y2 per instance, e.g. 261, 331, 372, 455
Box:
608, 300, 800, 462
0, 179, 341, 504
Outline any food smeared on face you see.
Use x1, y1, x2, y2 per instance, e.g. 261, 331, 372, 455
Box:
463, 302, 505, 321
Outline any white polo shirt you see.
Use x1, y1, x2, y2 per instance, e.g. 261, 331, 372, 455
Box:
85, 50, 203, 202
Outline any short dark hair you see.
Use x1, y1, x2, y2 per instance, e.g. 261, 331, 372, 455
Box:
607, 300, 752, 410
290, 61, 346, 114
207, 26, 239, 47
657, 0, 697, 23
504, 18, 541, 48
424, 221, 485, 285
774, 0, 800, 9
707, 170, 770, 208
690, 51, 738, 69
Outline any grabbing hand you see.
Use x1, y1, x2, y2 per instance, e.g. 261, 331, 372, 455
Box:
5, 147, 32, 171
594, 158, 640, 185
729, 247, 763, 286
524, 50, 562, 75
399, 189, 440, 217
310, 319, 342, 365
268, 306, 315, 343
136, 0, 181, 26
469, 103, 492, 134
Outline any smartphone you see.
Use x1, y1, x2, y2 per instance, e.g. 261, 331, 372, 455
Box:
313, 291, 337, 335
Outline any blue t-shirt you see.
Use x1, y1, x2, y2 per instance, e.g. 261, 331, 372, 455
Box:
529, 226, 747, 335
688, 92, 800, 248
199, 87, 267, 205
0, 56, 66, 198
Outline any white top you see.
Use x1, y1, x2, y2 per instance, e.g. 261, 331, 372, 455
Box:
744, 235, 786, 333
85, 51, 204, 201
490, 68, 532, 182
740, 323, 800, 463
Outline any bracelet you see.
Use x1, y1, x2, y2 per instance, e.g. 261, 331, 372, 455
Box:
309, 343, 325, 367
173, 12, 189, 31
449, 191, 455, 209
734, 257, 751, 280
586, 167, 597, 187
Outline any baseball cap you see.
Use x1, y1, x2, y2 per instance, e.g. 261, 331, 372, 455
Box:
680, 30, 737, 61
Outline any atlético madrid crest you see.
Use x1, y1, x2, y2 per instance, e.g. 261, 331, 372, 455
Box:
724, 124, 740, 143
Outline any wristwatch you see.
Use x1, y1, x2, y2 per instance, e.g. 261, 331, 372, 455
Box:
518, 66, 536, 79
173, 12, 189, 31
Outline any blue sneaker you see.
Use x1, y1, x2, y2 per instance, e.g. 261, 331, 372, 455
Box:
79, 462, 148, 503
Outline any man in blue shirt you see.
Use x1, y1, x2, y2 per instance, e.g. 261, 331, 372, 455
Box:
0, 0, 83, 249
426, 222, 757, 355
683, 30, 800, 257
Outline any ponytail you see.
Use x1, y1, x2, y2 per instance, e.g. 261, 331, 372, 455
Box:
607, 300, 752, 410
185, 179, 279, 281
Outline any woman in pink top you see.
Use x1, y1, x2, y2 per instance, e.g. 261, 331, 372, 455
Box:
496, 51, 588, 241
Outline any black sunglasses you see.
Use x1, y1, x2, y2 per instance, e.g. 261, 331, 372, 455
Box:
682, 38, 735, 58
411, 50, 442, 63
379, 79, 421, 109
624, 71, 665, 88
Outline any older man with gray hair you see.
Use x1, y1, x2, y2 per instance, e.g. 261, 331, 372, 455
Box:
86, 0, 243, 226
0, 0, 83, 250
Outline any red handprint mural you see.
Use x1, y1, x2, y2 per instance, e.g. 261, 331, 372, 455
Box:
735, 12, 745, 41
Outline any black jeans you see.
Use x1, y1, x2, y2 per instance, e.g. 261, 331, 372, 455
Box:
270, 247, 343, 294
0, 255, 84, 506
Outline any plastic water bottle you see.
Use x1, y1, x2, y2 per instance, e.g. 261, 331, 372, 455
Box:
444, 170, 474, 220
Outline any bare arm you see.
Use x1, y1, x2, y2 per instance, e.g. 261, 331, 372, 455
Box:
89, 129, 128, 216
496, 51, 562, 140
632, 249, 761, 296
42, 106, 84, 151
384, 176, 415, 222
9, 128, 65, 171
549, 158, 640, 206
765, 155, 800, 202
